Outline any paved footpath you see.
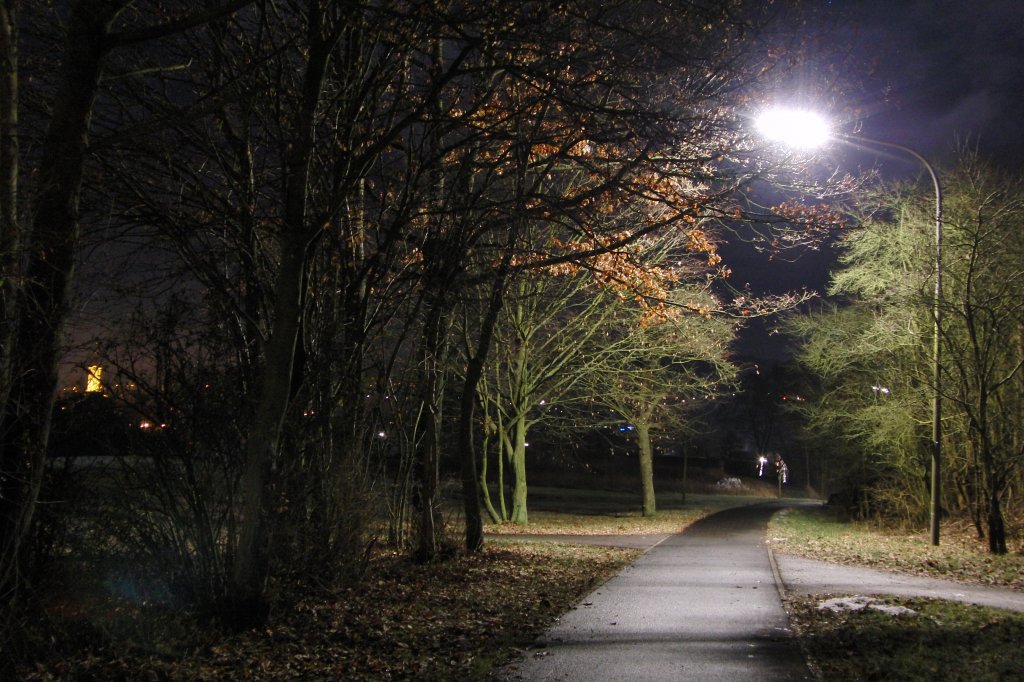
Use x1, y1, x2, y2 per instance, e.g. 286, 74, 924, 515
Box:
775, 552, 1024, 612
498, 503, 810, 681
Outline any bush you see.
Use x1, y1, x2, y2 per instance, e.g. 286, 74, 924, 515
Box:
715, 477, 745, 491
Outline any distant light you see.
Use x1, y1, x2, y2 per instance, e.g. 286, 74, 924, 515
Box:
86, 365, 103, 393
756, 108, 830, 149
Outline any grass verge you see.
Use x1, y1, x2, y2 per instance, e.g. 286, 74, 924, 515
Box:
787, 595, 1024, 681
768, 506, 1024, 589
771, 506, 1024, 681
485, 490, 773, 536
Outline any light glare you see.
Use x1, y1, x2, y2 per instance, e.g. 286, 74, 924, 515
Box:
756, 108, 830, 149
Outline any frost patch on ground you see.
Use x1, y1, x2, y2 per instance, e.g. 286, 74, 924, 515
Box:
817, 596, 916, 616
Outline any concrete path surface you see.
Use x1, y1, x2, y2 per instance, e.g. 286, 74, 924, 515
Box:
498, 502, 810, 681
775, 553, 1024, 612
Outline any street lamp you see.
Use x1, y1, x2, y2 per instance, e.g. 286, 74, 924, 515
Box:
756, 107, 943, 546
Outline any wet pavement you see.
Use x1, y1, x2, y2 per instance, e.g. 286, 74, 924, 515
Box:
498, 503, 810, 681
497, 500, 1024, 680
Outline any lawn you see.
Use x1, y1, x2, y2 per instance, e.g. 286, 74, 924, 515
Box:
484, 488, 773, 535
787, 595, 1024, 681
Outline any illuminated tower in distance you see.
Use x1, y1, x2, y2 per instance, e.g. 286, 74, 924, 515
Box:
86, 365, 103, 393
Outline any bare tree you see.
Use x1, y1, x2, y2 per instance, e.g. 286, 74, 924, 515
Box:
0, 0, 252, 615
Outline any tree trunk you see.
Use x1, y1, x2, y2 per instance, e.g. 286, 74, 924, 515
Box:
229, 12, 334, 628
414, 295, 446, 562
0, 0, 125, 600
497, 422, 508, 520
480, 433, 502, 523
0, 0, 17, 418
510, 414, 528, 525
230, 233, 308, 624
637, 421, 656, 517
987, 489, 1007, 554
456, 271, 506, 552
457, 375, 485, 551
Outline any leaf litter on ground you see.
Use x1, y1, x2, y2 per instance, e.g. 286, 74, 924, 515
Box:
20, 543, 639, 681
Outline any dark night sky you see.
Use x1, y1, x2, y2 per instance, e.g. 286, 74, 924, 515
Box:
842, 0, 1024, 164
727, 0, 1024, 364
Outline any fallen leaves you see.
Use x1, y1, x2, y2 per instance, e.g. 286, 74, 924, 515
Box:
19, 544, 639, 681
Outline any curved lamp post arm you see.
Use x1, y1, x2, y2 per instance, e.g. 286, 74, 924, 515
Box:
755, 108, 944, 545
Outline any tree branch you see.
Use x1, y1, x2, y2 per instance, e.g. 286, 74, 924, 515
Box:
106, 0, 255, 50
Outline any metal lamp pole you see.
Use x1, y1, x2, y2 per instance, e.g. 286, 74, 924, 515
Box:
837, 134, 943, 546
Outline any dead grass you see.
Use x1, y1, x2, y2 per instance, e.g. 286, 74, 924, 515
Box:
769, 506, 1024, 590
485, 508, 705, 536
786, 594, 1024, 681
484, 489, 776, 536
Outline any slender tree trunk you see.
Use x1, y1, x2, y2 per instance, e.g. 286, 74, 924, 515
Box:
497, 420, 508, 520
478, 379, 502, 523
229, 11, 334, 627
411, 34, 452, 562
510, 414, 528, 524
637, 421, 656, 517
977, 387, 1007, 554
230, 226, 309, 623
987, 488, 1007, 554
414, 298, 445, 561
457, 375, 485, 551
0, 0, 125, 601
0, 1, 17, 418
480, 433, 501, 523
456, 272, 506, 552
981, 439, 1007, 553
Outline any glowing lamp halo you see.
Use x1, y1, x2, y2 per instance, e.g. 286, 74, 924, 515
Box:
755, 107, 831, 150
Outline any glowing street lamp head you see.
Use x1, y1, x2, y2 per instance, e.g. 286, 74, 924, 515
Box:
755, 107, 831, 150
